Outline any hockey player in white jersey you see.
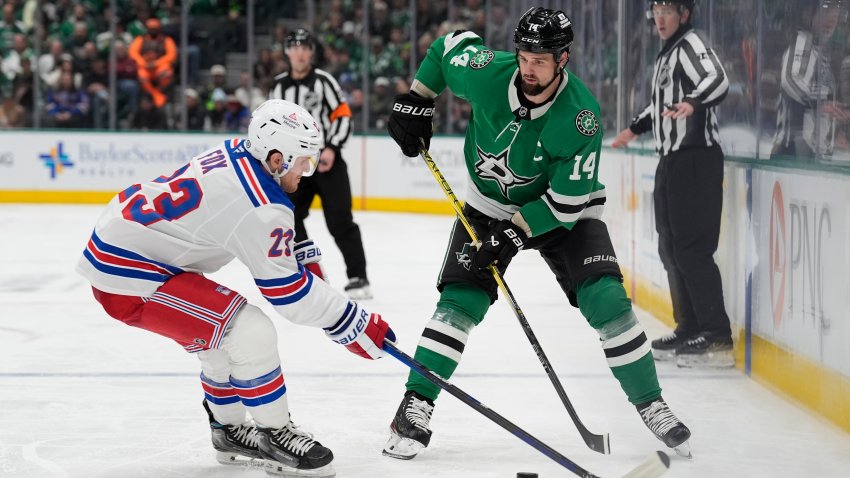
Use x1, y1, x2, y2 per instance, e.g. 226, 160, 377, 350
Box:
76, 99, 395, 477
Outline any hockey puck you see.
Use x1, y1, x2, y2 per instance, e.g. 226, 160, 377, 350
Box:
516, 473, 538, 478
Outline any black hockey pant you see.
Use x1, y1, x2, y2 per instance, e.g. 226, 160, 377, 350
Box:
654, 145, 731, 340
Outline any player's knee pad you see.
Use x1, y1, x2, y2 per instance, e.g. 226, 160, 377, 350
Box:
575, 275, 632, 331
220, 304, 280, 376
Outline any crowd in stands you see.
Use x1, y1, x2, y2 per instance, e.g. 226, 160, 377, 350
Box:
3, 0, 514, 134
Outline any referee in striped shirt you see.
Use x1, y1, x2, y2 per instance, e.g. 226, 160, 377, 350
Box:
269, 28, 372, 300
613, 0, 733, 367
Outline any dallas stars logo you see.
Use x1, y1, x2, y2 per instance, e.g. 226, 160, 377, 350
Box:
456, 242, 474, 271
474, 146, 537, 197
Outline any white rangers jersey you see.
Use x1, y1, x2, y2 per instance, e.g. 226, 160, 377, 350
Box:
76, 138, 350, 330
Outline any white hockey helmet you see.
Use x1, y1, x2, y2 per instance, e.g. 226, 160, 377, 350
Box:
246, 99, 323, 179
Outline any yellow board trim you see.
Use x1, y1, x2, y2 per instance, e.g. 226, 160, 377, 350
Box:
626, 269, 850, 435
0, 191, 458, 215
0, 191, 116, 204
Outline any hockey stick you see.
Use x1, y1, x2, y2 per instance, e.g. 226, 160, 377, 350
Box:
384, 341, 670, 478
418, 147, 611, 454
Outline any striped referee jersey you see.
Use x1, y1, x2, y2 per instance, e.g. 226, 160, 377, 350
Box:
269, 68, 352, 150
630, 25, 728, 156
773, 30, 836, 156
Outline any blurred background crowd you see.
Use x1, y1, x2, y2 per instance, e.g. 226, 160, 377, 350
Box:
4, 0, 850, 164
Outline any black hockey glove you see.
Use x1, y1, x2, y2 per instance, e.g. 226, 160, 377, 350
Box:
471, 219, 528, 276
388, 92, 435, 157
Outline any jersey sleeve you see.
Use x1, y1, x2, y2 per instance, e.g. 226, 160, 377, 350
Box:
224, 204, 350, 329
413, 31, 489, 101
518, 112, 605, 235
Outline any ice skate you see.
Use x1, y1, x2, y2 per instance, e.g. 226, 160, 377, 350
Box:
257, 419, 335, 477
650, 331, 690, 361
203, 400, 264, 467
637, 398, 692, 459
383, 391, 434, 460
676, 333, 734, 368
344, 277, 372, 300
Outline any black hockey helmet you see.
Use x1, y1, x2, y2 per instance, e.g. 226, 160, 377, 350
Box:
513, 7, 573, 57
286, 28, 314, 49
645, 0, 696, 20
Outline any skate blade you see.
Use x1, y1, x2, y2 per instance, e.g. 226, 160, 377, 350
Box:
215, 451, 264, 468
264, 461, 335, 477
651, 349, 676, 362
676, 351, 734, 368
382, 432, 424, 460
673, 441, 693, 459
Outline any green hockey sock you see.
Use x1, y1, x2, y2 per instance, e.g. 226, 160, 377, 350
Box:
575, 276, 661, 405
405, 284, 489, 400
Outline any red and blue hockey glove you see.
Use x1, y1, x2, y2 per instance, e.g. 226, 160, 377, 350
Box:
471, 219, 528, 277
324, 304, 396, 360
294, 240, 328, 282
388, 91, 435, 157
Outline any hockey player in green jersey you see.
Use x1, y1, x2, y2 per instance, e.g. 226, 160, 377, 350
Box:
383, 7, 692, 459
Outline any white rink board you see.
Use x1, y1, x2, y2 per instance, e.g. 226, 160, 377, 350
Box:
0, 131, 467, 200
750, 169, 850, 376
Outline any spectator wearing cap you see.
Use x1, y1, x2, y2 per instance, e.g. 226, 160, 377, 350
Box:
206, 87, 227, 132
129, 18, 177, 108
203, 64, 229, 108
184, 88, 206, 131
369, 76, 392, 130
222, 94, 250, 133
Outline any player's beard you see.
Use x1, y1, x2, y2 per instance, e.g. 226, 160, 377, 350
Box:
520, 79, 546, 96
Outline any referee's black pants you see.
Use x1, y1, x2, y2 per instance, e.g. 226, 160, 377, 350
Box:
654, 144, 731, 340
290, 156, 368, 281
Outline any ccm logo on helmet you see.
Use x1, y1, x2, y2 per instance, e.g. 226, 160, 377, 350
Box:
393, 103, 435, 117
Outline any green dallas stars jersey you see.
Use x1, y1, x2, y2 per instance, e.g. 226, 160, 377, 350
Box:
412, 31, 605, 236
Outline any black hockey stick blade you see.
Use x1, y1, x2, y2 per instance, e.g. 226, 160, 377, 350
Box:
419, 146, 610, 455
384, 341, 669, 478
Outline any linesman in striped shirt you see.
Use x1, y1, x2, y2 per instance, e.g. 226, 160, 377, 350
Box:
269, 28, 372, 299
613, 0, 733, 368
771, 1, 848, 160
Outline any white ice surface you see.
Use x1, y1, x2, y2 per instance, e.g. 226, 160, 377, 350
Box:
2, 205, 850, 478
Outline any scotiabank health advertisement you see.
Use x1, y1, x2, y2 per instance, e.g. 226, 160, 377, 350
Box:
751, 170, 850, 376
